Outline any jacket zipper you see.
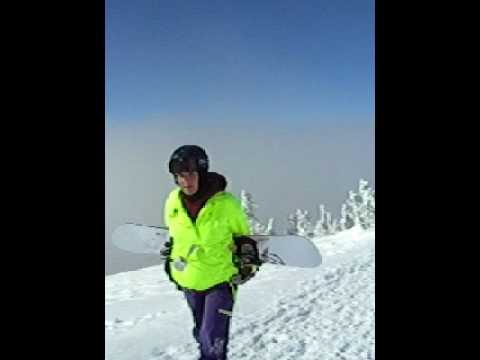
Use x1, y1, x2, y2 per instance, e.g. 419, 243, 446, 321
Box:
180, 192, 223, 262
184, 196, 215, 258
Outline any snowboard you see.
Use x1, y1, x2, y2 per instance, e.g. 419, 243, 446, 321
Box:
112, 223, 322, 268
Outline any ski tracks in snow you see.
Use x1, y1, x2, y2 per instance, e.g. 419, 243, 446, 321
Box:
228, 247, 375, 360
106, 229, 375, 360
142, 245, 375, 360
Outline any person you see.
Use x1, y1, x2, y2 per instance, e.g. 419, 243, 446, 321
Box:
162, 145, 260, 360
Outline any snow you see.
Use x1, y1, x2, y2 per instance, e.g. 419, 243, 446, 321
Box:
106, 226, 375, 360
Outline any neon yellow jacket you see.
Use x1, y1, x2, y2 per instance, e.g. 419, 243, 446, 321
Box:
164, 188, 251, 291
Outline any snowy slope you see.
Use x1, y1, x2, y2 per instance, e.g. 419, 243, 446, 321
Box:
105, 226, 375, 360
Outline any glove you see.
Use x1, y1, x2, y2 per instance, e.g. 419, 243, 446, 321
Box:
231, 236, 262, 285
162, 238, 183, 291
160, 240, 172, 260
231, 263, 259, 285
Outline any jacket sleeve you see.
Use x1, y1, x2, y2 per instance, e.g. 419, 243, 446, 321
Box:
164, 196, 170, 228
163, 193, 182, 291
230, 197, 251, 237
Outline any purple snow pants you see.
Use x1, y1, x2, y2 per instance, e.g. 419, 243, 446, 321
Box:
183, 282, 236, 360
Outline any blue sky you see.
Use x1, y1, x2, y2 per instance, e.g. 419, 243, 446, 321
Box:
106, 0, 374, 126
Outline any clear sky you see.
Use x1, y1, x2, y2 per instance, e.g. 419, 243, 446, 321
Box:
106, 0, 374, 126
106, 0, 375, 275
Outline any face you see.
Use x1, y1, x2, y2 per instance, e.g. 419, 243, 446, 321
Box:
175, 171, 199, 195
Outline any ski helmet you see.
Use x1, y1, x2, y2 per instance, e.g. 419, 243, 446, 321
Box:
168, 145, 209, 174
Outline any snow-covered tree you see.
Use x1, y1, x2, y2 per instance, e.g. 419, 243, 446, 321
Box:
342, 179, 375, 230
313, 204, 337, 237
313, 205, 327, 237
367, 189, 375, 229
299, 209, 315, 237
339, 203, 354, 231
313, 179, 375, 236
240, 190, 275, 235
241, 178, 374, 238
325, 211, 336, 234
287, 213, 297, 235
287, 209, 313, 237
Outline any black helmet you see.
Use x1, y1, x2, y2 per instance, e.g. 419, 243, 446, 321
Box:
168, 145, 209, 174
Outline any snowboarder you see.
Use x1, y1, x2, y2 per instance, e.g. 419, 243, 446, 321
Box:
162, 145, 259, 360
